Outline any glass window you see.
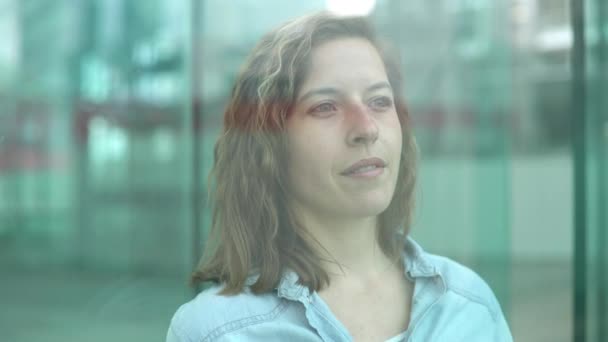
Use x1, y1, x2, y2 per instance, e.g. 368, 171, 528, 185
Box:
0, 0, 605, 341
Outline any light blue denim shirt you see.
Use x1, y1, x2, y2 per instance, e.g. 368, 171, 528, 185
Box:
167, 237, 513, 341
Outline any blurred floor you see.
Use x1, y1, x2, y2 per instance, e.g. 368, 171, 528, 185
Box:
509, 261, 572, 342
0, 270, 187, 342
1, 262, 571, 342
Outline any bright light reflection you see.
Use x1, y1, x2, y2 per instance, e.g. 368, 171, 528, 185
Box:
326, 0, 376, 16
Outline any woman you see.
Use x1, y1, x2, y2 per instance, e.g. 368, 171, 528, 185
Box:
167, 12, 512, 342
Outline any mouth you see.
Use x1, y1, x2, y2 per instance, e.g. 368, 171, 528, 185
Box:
340, 157, 387, 176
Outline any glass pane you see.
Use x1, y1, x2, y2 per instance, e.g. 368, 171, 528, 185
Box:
378, 1, 572, 341
375, 0, 513, 326
584, 0, 608, 340
1, 1, 600, 341
1, 0, 192, 340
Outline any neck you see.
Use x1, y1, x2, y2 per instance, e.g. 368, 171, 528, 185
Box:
296, 210, 395, 282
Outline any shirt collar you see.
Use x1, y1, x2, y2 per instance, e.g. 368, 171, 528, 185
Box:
401, 235, 440, 278
275, 269, 310, 301
244, 268, 309, 301
246, 235, 441, 300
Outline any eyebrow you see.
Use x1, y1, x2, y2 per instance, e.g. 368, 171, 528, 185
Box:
297, 81, 393, 104
366, 81, 393, 94
297, 87, 340, 104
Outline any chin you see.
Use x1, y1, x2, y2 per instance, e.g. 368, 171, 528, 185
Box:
348, 196, 393, 218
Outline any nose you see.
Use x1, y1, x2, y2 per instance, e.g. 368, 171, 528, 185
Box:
345, 102, 379, 146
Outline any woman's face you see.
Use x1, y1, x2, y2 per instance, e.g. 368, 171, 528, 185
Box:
286, 37, 403, 223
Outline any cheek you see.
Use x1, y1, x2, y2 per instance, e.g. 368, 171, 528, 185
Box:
289, 135, 322, 170
287, 130, 311, 183
384, 113, 403, 153
395, 126, 404, 154
286, 127, 336, 184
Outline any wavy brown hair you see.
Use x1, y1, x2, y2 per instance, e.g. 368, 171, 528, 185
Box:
191, 11, 418, 295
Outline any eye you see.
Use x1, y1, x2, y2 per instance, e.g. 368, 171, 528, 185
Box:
369, 96, 394, 111
308, 102, 337, 117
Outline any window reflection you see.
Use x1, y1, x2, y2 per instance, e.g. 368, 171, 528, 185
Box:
0, 0, 605, 341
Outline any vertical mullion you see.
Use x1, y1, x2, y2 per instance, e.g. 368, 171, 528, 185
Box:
190, 0, 204, 295
594, 0, 607, 339
571, 0, 587, 341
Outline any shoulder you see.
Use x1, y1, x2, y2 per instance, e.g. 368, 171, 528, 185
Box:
404, 238, 512, 340
167, 284, 288, 342
424, 252, 504, 321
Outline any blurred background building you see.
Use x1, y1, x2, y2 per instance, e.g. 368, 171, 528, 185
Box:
0, 0, 606, 341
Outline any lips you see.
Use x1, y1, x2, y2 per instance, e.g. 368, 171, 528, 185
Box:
341, 157, 387, 175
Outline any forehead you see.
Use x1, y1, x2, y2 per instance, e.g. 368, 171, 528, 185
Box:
301, 37, 388, 89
